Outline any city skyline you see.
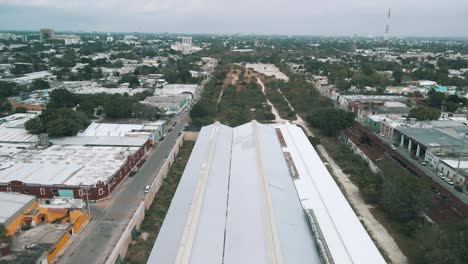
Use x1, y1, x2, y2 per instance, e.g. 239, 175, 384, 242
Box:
0, 0, 467, 37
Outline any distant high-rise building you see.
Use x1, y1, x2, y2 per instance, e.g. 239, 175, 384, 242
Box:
352, 34, 357, 52
40, 28, 55, 40
182, 36, 192, 46
384, 8, 391, 41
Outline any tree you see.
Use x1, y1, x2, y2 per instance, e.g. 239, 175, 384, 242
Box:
25, 116, 45, 134
381, 174, 431, 222
48, 89, 77, 108
0, 81, 18, 97
102, 95, 135, 118
445, 101, 458, 113
335, 78, 351, 90
412, 221, 468, 264
427, 89, 446, 109
32, 79, 50, 90
392, 69, 403, 84
119, 74, 140, 88
0, 98, 11, 113
190, 104, 210, 119
408, 107, 441, 121
25, 109, 89, 137
307, 108, 355, 136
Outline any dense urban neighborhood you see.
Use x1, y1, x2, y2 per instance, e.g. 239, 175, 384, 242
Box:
1, 29, 468, 264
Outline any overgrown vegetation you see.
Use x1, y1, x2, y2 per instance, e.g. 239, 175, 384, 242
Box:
190, 64, 274, 128
124, 141, 195, 264
25, 88, 159, 137
262, 80, 296, 120
277, 74, 464, 263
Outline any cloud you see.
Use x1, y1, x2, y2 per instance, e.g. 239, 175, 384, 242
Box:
0, 0, 467, 36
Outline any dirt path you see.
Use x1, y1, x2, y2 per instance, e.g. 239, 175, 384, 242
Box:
257, 78, 285, 123
317, 145, 408, 264
274, 86, 314, 136
217, 73, 237, 105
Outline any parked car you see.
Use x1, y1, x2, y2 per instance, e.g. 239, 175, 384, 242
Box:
454, 185, 463, 192
419, 160, 427, 166
390, 145, 396, 150
129, 167, 138, 177
137, 159, 146, 168
445, 178, 455, 185
144, 185, 151, 194
379, 133, 385, 137
437, 172, 445, 178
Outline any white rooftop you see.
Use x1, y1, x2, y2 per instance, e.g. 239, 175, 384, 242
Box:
0, 192, 36, 225
0, 113, 38, 143
1, 145, 140, 186
148, 121, 320, 264
155, 84, 198, 96
0, 163, 83, 185
245, 63, 289, 81
78, 122, 145, 137
277, 123, 385, 264
51, 136, 147, 147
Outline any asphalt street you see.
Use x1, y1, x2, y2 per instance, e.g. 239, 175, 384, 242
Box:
56, 113, 190, 264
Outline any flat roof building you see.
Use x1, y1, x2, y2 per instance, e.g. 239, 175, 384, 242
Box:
0, 192, 36, 232
155, 84, 198, 97
148, 121, 384, 264
0, 113, 39, 144
142, 94, 191, 115
148, 121, 321, 264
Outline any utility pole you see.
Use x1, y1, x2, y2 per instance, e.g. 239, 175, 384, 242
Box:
85, 189, 91, 219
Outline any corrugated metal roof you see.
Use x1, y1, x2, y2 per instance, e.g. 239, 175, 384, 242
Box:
148, 121, 321, 264
278, 123, 385, 264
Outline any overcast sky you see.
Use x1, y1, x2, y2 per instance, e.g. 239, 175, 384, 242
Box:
0, 0, 467, 37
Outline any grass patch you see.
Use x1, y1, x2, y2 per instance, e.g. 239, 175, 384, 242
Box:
124, 141, 195, 264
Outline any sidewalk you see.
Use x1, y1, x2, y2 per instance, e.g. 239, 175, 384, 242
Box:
317, 145, 408, 264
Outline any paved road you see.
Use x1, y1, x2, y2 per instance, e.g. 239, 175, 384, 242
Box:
56, 77, 209, 264
57, 114, 190, 264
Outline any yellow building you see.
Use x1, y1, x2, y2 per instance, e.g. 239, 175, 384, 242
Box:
0, 192, 37, 236
0, 193, 88, 263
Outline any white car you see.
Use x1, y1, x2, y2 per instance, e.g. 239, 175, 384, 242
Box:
445, 178, 455, 185
390, 145, 396, 150
437, 172, 445, 179
144, 185, 151, 194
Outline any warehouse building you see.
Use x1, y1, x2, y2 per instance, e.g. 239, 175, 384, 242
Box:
155, 84, 198, 98
141, 94, 191, 115
0, 113, 39, 144
148, 121, 384, 264
0, 117, 156, 201
77, 121, 166, 142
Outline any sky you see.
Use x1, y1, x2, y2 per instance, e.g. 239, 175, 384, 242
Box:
0, 0, 467, 37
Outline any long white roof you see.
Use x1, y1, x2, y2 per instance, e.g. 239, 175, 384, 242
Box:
277, 123, 385, 264
148, 121, 321, 264
0, 145, 139, 186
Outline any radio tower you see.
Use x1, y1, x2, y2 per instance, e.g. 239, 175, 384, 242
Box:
384, 8, 391, 41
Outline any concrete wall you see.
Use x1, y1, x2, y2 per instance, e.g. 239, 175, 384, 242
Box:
345, 137, 381, 174
183, 131, 199, 141
105, 134, 185, 264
